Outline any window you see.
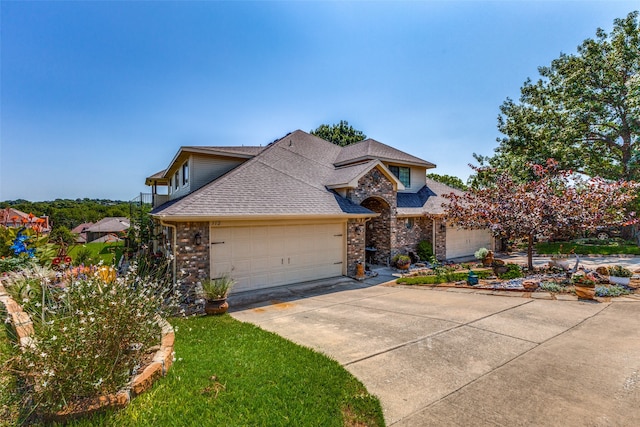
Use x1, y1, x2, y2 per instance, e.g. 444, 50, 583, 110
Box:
182, 162, 189, 185
389, 166, 411, 187
174, 171, 179, 190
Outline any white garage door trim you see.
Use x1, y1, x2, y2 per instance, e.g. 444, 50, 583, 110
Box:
445, 227, 493, 259
210, 221, 346, 293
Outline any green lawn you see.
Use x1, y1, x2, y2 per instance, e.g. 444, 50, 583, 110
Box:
535, 239, 640, 256
67, 242, 124, 266
2, 315, 384, 427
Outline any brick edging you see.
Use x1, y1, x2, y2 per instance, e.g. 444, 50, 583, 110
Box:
0, 283, 175, 421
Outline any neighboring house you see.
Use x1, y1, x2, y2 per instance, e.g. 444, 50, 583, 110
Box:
0, 207, 51, 234
146, 130, 492, 293
71, 222, 94, 243
84, 217, 130, 243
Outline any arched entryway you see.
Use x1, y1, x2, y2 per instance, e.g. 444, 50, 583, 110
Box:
361, 197, 391, 265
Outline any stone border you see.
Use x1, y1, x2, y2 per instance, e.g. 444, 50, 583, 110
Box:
0, 283, 175, 421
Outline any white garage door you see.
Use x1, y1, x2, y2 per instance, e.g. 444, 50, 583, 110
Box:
210, 223, 345, 293
445, 227, 493, 259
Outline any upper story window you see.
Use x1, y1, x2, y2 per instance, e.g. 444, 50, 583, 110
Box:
389, 166, 411, 187
182, 162, 189, 185
174, 171, 179, 190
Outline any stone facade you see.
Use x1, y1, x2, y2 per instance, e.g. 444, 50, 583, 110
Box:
174, 222, 209, 286
346, 167, 398, 267
433, 218, 447, 261
346, 219, 366, 277
395, 216, 433, 260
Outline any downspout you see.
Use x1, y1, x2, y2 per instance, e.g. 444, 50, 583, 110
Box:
160, 219, 177, 284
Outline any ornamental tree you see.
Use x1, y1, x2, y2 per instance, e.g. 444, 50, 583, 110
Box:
444, 159, 639, 270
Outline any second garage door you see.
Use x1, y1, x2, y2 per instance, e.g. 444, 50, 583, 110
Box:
210, 222, 345, 293
445, 227, 493, 259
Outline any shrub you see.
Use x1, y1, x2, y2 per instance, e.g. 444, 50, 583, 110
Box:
392, 254, 411, 267
397, 270, 492, 285
416, 240, 432, 261
4, 262, 179, 416
474, 247, 489, 260
608, 265, 633, 277
497, 263, 523, 280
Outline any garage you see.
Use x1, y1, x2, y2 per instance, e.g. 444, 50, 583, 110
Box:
210, 222, 345, 292
445, 226, 493, 259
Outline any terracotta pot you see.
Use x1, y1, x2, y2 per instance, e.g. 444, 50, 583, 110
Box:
205, 298, 229, 315
574, 285, 595, 300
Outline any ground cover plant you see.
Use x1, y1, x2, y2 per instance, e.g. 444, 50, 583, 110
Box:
41, 315, 385, 427
536, 240, 640, 256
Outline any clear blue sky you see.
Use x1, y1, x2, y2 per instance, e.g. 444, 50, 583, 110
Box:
1, 1, 636, 201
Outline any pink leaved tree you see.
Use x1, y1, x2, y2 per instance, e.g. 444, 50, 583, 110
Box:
444, 159, 639, 270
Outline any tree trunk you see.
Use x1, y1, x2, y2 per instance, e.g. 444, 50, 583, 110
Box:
527, 234, 534, 270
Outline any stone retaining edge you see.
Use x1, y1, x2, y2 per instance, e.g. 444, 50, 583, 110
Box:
0, 283, 175, 420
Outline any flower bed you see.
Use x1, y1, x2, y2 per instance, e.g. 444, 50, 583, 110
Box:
0, 262, 178, 422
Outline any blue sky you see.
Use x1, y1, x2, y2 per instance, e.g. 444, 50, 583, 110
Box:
1, 1, 637, 201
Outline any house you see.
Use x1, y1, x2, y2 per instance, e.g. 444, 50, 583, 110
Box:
0, 207, 51, 234
71, 222, 94, 243
146, 130, 493, 293
84, 217, 130, 243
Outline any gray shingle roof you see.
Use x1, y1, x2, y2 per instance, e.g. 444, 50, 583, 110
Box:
397, 178, 464, 216
152, 130, 436, 219
334, 139, 436, 168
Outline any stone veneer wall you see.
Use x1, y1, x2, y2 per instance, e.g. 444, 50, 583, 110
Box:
346, 168, 397, 268
346, 219, 366, 276
433, 217, 447, 260
174, 222, 209, 300
395, 216, 433, 259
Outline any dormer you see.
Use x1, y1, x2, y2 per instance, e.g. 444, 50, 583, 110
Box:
333, 139, 435, 192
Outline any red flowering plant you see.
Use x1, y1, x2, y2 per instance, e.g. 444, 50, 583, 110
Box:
571, 273, 598, 287
444, 159, 639, 270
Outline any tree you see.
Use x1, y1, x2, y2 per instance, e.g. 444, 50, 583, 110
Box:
426, 173, 467, 190
310, 120, 367, 146
445, 160, 639, 270
476, 12, 640, 183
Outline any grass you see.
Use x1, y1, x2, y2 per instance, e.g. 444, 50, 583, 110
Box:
535, 239, 640, 256
397, 269, 493, 285
0, 315, 21, 426
67, 242, 124, 266
2, 315, 384, 427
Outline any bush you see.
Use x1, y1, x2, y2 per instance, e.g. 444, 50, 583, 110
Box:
497, 263, 523, 280
4, 262, 179, 416
474, 247, 489, 260
539, 281, 567, 293
416, 240, 432, 261
392, 254, 411, 267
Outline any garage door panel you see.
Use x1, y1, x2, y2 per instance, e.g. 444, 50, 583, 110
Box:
446, 227, 492, 259
211, 223, 345, 293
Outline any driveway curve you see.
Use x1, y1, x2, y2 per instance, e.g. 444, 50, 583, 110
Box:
231, 283, 640, 426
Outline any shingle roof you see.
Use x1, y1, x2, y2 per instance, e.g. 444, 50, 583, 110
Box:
151, 130, 435, 219
397, 178, 464, 216
181, 146, 266, 157
85, 217, 130, 233
334, 139, 436, 168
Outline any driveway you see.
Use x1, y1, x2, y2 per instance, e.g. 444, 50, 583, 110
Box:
230, 280, 640, 426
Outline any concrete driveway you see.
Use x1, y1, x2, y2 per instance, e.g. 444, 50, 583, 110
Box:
230, 281, 640, 426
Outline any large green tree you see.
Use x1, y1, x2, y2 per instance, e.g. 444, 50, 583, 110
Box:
310, 120, 367, 146
476, 11, 640, 183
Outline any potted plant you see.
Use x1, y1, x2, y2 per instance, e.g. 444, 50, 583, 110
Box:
201, 274, 236, 315
608, 265, 633, 286
392, 254, 411, 270
571, 273, 597, 300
